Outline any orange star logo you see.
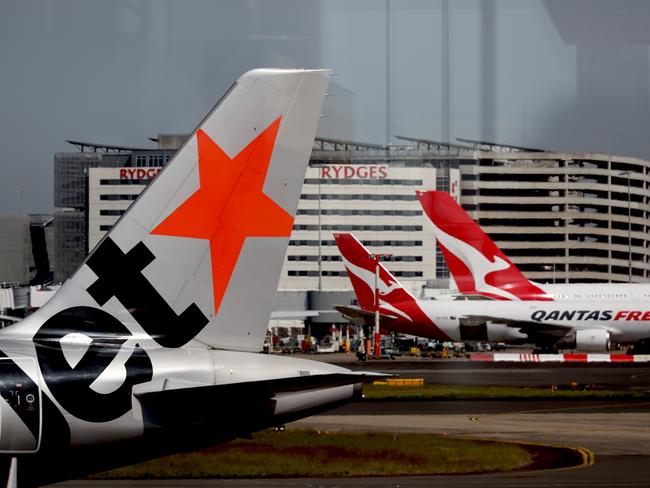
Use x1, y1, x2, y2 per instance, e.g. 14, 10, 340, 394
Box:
151, 117, 292, 315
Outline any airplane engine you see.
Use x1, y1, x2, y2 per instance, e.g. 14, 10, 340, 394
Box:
575, 328, 611, 352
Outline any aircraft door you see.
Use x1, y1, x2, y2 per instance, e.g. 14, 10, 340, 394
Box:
0, 357, 41, 452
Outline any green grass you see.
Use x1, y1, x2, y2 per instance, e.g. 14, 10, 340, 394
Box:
363, 383, 649, 400
90, 430, 531, 479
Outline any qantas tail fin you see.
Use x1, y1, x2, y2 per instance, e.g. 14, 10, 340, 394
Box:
24, 69, 331, 352
334, 233, 416, 311
416, 190, 550, 301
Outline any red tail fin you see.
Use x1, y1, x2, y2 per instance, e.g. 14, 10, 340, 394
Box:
416, 190, 551, 301
334, 233, 452, 340
333, 233, 413, 311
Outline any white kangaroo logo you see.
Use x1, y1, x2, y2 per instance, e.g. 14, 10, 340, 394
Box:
341, 256, 406, 296
429, 221, 520, 300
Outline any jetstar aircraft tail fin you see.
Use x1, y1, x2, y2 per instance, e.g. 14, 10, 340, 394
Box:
24, 69, 331, 352
416, 190, 551, 301
333, 233, 416, 311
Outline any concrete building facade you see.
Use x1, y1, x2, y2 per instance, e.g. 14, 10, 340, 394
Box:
54, 136, 650, 288
460, 144, 650, 283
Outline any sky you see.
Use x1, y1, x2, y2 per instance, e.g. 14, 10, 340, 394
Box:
2, 0, 650, 215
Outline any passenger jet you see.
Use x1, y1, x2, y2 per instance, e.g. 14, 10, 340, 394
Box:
417, 190, 650, 302
0, 69, 377, 487
335, 233, 650, 353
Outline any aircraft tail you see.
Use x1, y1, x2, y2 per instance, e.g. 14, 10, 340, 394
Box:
24, 69, 331, 352
333, 233, 416, 311
417, 190, 550, 300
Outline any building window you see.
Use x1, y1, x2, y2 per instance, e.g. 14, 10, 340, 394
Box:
287, 270, 320, 277
303, 178, 423, 186
393, 271, 423, 277
148, 155, 164, 167
135, 155, 147, 167
292, 224, 423, 232
289, 239, 423, 247
100, 194, 138, 201
297, 209, 422, 217
300, 193, 418, 201
100, 179, 150, 185
99, 209, 126, 216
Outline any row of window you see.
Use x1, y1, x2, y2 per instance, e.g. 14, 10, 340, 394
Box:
293, 224, 422, 232
289, 240, 423, 247
100, 210, 126, 216
297, 209, 423, 216
100, 194, 138, 201
287, 255, 423, 262
301, 193, 418, 201
303, 178, 423, 186
288, 270, 347, 277
100, 179, 150, 186
287, 270, 423, 277
134, 154, 170, 167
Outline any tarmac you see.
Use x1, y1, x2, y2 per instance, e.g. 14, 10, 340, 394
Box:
49, 357, 650, 487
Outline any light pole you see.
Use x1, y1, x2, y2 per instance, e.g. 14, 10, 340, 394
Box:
369, 253, 392, 358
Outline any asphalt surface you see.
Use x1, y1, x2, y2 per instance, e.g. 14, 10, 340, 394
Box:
330, 398, 650, 415
48, 359, 650, 487
334, 359, 650, 388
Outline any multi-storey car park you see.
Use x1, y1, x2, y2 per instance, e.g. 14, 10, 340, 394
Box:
457, 139, 649, 283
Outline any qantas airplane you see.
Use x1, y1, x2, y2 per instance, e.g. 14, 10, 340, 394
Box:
334, 233, 650, 353
417, 190, 650, 302
0, 69, 379, 487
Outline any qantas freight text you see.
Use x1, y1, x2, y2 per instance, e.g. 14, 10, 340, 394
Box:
531, 310, 650, 321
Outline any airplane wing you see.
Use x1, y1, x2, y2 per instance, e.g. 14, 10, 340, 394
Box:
461, 314, 573, 343
335, 305, 398, 323
135, 372, 384, 428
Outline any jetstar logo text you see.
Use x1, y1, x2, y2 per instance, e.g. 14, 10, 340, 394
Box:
120, 168, 162, 179
531, 309, 650, 322
320, 165, 388, 179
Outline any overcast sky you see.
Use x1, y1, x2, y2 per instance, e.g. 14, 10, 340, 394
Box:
2, 0, 650, 215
